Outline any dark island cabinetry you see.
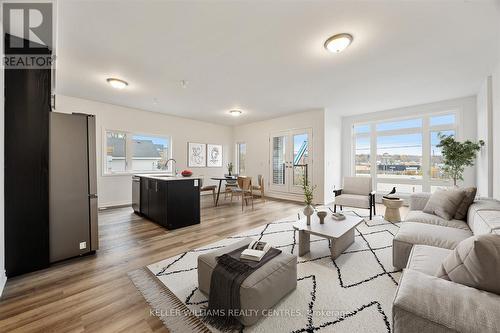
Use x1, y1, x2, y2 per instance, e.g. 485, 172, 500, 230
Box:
137, 175, 200, 230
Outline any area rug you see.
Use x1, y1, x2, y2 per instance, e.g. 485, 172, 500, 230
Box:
129, 209, 402, 333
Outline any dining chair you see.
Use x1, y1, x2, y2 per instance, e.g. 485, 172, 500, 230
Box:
231, 176, 253, 211
251, 174, 265, 202
224, 173, 238, 200
199, 177, 217, 206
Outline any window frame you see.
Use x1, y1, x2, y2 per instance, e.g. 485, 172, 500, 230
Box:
351, 110, 459, 194
103, 129, 173, 176
235, 142, 246, 175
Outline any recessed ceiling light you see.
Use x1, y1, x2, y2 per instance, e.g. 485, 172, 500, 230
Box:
229, 109, 242, 117
106, 78, 128, 89
324, 33, 353, 53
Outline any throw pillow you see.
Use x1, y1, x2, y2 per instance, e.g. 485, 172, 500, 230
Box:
423, 188, 466, 220
435, 234, 500, 295
454, 187, 477, 220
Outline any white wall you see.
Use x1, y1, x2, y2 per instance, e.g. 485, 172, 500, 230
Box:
57, 95, 234, 207
476, 76, 494, 197
232, 109, 329, 204
342, 96, 478, 190
492, 62, 500, 199
324, 110, 342, 204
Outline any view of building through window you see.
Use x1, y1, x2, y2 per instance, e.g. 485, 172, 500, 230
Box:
353, 113, 456, 193
105, 131, 172, 174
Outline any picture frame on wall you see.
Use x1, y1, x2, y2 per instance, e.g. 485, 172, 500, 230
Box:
188, 142, 206, 167
207, 144, 223, 167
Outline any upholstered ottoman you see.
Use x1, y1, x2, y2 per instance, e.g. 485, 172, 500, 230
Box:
197, 238, 297, 326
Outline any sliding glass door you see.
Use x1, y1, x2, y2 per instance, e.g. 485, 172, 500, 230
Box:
270, 129, 312, 194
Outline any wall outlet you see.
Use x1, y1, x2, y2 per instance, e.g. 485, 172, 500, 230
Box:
79, 241, 87, 250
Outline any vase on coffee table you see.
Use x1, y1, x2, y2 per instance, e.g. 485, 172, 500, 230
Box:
303, 205, 314, 225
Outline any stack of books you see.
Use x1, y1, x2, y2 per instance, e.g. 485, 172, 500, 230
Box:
240, 241, 271, 262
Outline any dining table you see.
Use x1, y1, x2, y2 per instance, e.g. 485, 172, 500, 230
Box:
210, 176, 237, 206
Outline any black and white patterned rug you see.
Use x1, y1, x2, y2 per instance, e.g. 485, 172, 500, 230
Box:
131, 209, 402, 333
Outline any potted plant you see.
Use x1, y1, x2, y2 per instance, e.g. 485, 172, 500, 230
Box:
302, 176, 316, 225
227, 162, 234, 176
437, 133, 484, 186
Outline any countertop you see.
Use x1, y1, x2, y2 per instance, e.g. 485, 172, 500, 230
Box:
134, 174, 201, 181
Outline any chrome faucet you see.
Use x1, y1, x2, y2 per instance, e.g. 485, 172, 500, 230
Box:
166, 158, 177, 175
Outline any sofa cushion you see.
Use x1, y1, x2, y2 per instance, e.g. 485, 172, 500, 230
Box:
334, 194, 370, 209
423, 189, 465, 220
405, 211, 470, 230
393, 222, 472, 269
454, 187, 477, 220
407, 245, 452, 275
436, 234, 500, 295
467, 199, 500, 235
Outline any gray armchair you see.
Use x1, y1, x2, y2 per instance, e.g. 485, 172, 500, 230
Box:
333, 176, 376, 219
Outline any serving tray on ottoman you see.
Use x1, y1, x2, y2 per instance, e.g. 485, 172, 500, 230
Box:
197, 238, 297, 326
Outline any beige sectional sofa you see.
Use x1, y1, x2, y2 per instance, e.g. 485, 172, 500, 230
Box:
392, 193, 500, 333
393, 193, 500, 269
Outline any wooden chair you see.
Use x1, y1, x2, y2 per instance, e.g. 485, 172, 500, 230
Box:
252, 174, 265, 202
199, 177, 217, 206
231, 176, 253, 211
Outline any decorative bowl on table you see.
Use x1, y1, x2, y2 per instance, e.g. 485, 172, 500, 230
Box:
181, 170, 193, 177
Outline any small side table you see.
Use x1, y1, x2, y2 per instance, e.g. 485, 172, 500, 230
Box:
382, 198, 404, 222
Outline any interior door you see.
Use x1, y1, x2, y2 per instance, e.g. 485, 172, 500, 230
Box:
269, 129, 312, 194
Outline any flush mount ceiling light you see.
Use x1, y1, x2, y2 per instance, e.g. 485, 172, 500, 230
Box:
229, 109, 243, 117
106, 78, 128, 89
324, 33, 353, 53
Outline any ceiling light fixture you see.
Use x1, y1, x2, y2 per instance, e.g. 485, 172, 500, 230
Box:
229, 109, 242, 117
324, 33, 353, 53
106, 78, 128, 89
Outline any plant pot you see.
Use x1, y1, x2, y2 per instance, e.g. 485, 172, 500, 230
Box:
303, 205, 314, 225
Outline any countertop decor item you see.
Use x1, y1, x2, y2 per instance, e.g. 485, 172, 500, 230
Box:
181, 169, 193, 177
437, 133, 484, 186
317, 211, 327, 224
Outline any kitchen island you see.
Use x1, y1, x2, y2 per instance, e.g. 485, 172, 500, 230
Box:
133, 174, 201, 230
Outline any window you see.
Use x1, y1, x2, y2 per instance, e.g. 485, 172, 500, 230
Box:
352, 113, 457, 194
104, 130, 172, 174
106, 131, 127, 173
354, 135, 370, 176
236, 143, 246, 175
377, 133, 422, 180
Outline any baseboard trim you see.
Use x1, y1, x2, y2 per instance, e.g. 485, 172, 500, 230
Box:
0, 270, 6, 297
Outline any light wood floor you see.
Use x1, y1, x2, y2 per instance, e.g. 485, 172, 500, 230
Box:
0, 196, 305, 332
0, 197, 393, 332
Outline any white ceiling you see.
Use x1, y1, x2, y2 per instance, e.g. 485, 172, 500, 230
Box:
56, 0, 500, 126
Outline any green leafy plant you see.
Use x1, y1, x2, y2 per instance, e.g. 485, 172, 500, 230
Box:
227, 162, 234, 174
437, 133, 484, 186
302, 176, 316, 205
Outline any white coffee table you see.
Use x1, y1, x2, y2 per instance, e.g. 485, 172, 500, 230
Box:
292, 213, 364, 259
